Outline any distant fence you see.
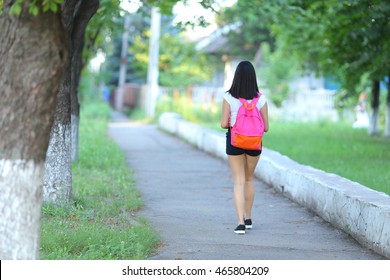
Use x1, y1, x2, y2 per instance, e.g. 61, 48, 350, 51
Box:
282, 88, 338, 121
110, 84, 146, 109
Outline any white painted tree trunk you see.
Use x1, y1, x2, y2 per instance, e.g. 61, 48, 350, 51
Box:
71, 114, 79, 161
43, 123, 72, 205
0, 160, 43, 259
368, 108, 380, 136
385, 103, 390, 138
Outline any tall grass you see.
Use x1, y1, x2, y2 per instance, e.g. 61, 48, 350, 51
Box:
40, 101, 160, 260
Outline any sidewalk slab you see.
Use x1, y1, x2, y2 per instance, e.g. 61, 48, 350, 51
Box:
108, 113, 385, 260
157, 112, 390, 259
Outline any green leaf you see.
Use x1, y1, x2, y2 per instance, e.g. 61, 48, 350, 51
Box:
9, 3, 22, 15
50, 3, 58, 13
29, 6, 39, 16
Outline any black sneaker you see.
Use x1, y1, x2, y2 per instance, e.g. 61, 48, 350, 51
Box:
245, 219, 252, 229
234, 224, 245, 234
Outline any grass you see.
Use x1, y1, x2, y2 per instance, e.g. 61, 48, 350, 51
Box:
263, 120, 390, 195
204, 120, 390, 196
40, 101, 160, 260
125, 107, 151, 123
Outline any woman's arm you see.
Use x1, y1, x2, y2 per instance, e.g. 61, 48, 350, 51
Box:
260, 102, 269, 132
221, 99, 230, 129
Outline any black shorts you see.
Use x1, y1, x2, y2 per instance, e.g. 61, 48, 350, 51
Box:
226, 129, 262, 157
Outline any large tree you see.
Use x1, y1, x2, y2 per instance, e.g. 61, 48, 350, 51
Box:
0, 0, 68, 259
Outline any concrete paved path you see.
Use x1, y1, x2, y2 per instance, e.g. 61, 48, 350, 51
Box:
108, 114, 384, 260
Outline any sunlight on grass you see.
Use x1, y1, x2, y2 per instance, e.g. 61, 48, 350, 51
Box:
264, 121, 390, 195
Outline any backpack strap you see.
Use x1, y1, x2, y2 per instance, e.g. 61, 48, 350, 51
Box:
239, 97, 259, 110
239, 96, 260, 105
254, 92, 262, 103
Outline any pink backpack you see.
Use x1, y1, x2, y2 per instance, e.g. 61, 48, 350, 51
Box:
231, 94, 264, 150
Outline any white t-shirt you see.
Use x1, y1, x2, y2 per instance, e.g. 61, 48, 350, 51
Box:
224, 92, 267, 126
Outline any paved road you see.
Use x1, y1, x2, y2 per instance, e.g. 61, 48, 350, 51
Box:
108, 113, 384, 260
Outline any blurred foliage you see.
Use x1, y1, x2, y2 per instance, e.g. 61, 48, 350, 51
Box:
78, 66, 110, 104
101, 5, 182, 86
102, 2, 215, 88
131, 30, 214, 87
216, 0, 275, 58
144, 0, 215, 20
155, 92, 221, 124
83, 0, 123, 67
261, 0, 390, 99
82, 0, 218, 86
258, 42, 300, 107
219, 0, 390, 110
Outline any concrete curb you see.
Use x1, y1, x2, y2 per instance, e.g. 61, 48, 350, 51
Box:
158, 112, 390, 259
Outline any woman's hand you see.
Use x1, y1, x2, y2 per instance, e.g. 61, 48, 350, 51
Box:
221, 100, 231, 129
260, 102, 269, 132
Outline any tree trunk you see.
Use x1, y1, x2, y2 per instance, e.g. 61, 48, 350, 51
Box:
43, 67, 73, 205
368, 80, 380, 136
253, 45, 262, 67
385, 77, 390, 138
0, 3, 68, 259
70, 0, 100, 162
43, 0, 99, 204
63, 0, 80, 163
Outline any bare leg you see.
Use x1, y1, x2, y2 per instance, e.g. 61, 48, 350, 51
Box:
244, 155, 260, 219
228, 154, 246, 225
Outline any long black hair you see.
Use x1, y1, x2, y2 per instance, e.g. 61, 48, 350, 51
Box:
227, 61, 259, 99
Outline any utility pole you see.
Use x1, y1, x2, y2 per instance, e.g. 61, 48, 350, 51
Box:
116, 15, 131, 111
146, 7, 161, 118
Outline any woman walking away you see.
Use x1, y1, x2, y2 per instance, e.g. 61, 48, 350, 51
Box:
221, 61, 269, 235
